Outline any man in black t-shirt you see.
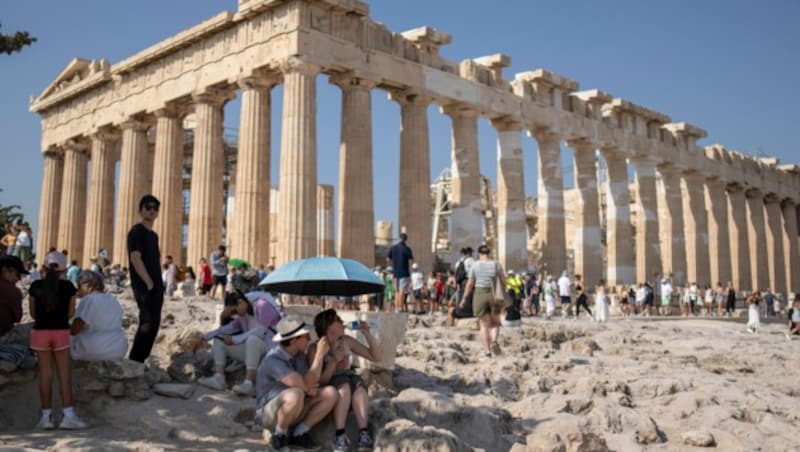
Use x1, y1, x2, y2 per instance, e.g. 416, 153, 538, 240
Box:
127, 194, 163, 362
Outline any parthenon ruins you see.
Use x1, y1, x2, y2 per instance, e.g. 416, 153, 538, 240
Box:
30, 0, 800, 297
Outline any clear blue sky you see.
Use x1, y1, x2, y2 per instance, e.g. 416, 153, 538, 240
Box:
2, 0, 798, 237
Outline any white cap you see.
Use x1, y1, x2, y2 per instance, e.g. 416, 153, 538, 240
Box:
412, 263, 418, 270
45, 251, 67, 271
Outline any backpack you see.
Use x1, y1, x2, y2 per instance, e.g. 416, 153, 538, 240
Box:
175, 266, 186, 282
455, 259, 468, 285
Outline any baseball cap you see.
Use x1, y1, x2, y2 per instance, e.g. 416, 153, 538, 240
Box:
45, 251, 67, 271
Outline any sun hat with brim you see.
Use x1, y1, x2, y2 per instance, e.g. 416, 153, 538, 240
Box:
45, 251, 67, 271
272, 317, 312, 342
0, 255, 29, 275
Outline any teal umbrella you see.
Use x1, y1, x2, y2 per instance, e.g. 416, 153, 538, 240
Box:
259, 257, 385, 296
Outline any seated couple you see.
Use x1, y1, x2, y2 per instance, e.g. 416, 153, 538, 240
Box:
198, 290, 282, 396
255, 310, 380, 451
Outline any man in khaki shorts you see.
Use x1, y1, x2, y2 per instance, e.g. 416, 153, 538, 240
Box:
255, 317, 338, 451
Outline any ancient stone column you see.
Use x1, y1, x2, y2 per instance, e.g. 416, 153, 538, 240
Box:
277, 60, 319, 264
392, 91, 432, 272
231, 76, 277, 268
151, 108, 185, 265
37, 149, 64, 261
681, 171, 710, 286
317, 184, 334, 257
332, 75, 375, 264
727, 184, 751, 291
631, 156, 661, 285
765, 195, 787, 296
782, 200, 800, 294
705, 178, 732, 286
376, 221, 393, 247
657, 164, 687, 285
113, 119, 151, 265
58, 141, 89, 264
494, 120, 527, 273
602, 149, 634, 285
569, 140, 602, 287
444, 106, 482, 265
533, 131, 566, 277
83, 130, 119, 267
746, 189, 769, 292
187, 91, 227, 268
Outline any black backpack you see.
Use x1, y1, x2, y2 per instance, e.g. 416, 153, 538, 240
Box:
455, 259, 468, 285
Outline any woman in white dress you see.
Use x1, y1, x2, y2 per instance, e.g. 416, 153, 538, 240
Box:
544, 275, 556, 320
594, 280, 609, 323
746, 291, 761, 333
70, 271, 128, 361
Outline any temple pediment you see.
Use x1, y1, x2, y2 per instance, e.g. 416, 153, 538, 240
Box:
32, 57, 110, 106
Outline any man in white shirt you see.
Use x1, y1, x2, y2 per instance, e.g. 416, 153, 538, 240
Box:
14, 224, 32, 263
557, 271, 572, 317
659, 279, 673, 317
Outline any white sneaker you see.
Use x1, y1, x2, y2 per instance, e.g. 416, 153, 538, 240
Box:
59, 414, 89, 430
198, 373, 227, 390
232, 379, 254, 396
36, 413, 55, 430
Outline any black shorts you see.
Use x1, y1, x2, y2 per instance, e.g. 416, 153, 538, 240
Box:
560, 296, 571, 305
330, 372, 365, 393
413, 289, 422, 300
213, 275, 227, 286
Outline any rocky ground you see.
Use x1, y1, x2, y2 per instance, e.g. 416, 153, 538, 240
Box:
1, 292, 799, 451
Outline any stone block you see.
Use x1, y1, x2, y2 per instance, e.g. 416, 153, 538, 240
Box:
455, 318, 479, 331
109, 381, 126, 397
89, 359, 145, 380
682, 430, 716, 447
338, 311, 408, 370
154, 383, 195, 399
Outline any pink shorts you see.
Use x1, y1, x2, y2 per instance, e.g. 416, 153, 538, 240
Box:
30, 329, 70, 352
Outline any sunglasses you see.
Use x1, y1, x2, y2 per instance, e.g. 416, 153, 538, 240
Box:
144, 204, 160, 212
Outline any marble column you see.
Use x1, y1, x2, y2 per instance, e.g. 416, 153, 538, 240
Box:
533, 131, 566, 277
58, 141, 89, 264
187, 92, 227, 268
332, 75, 375, 264
231, 77, 276, 267
569, 140, 602, 286
83, 130, 119, 267
151, 108, 185, 265
494, 120, 527, 273
682, 171, 710, 286
602, 149, 634, 285
631, 156, 661, 285
704, 178, 732, 286
782, 200, 800, 294
37, 149, 64, 261
393, 91, 432, 272
746, 189, 769, 292
765, 195, 787, 296
277, 61, 319, 264
113, 120, 151, 265
657, 165, 687, 285
317, 184, 334, 257
727, 185, 751, 291
444, 107, 482, 265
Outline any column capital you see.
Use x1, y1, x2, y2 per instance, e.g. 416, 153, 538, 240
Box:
681, 170, 706, 183
745, 187, 763, 199
90, 127, 121, 143
629, 154, 661, 168
764, 192, 781, 204
529, 127, 561, 145
725, 181, 746, 193
63, 137, 89, 154
154, 103, 190, 119
329, 72, 377, 91
238, 73, 281, 91
42, 146, 63, 159
566, 138, 598, 153
704, 176, 727, 189
491, 117, 524, 132
781, 198, 797, 209
278, 56, 321, 76
387, 89, 432, 106
120, 118, 153, 132
440, 103, 479, 119
598, 145, 625, 161
191, 87, 235, 107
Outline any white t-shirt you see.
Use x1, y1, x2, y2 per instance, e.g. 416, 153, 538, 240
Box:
661, 283, 673, 299
411, 271, 424, 290
636, 287, 647, 303
71, 292, 128, 361
16, 230, 31, 247
557, 276, 571, 297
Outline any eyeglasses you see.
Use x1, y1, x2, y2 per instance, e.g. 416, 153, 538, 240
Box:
144, 204, 160, 212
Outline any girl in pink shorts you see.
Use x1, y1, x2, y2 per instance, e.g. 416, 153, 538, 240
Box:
28, 251, 88, 430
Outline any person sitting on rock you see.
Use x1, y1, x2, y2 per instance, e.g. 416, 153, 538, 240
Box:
787, 297, 800, 340
29, 251, 88, 429
198, 290, 269, 396
312, 309, 380, 451
255, 317, 338, 451
0, 255, 25, 339
70, 271, 127, 361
